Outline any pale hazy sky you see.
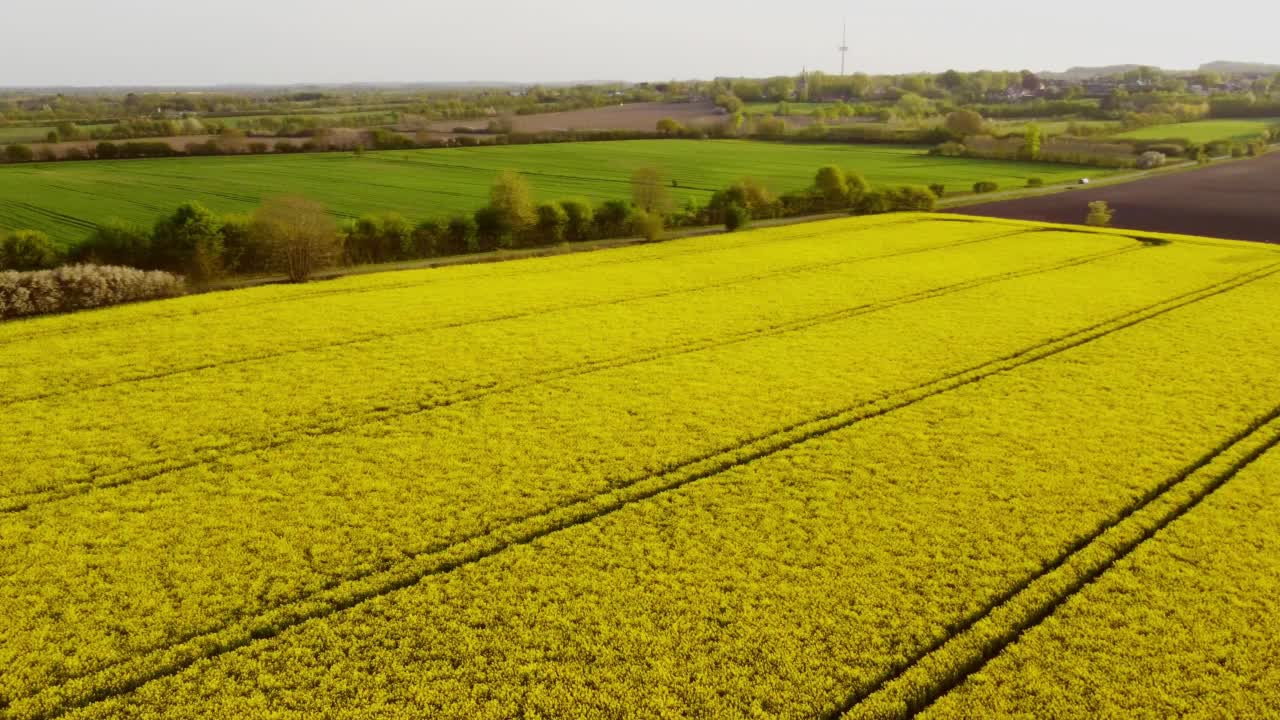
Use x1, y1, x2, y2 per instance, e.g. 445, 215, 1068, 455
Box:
2, 0, 1276, 87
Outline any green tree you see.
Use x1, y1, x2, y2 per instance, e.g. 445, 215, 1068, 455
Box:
884, 185, 937, 211
1086, 201, 1114, 227
219, 214, 267, 274
0, 230, 61, 271
593, 200, 632, 238
560, 199, 594, 242
343, 216, 385, 265
939, 69, 965, 91
1193, 72, 1223, 88
656, 118, 684, 136
843, 170, 870, 205
443, 215, 477, 255
724, 204, 751, 232
411, 219, 446, 258
488, 170, 535, 242
534, 202, 569, 245
709, 177, 779, 221
1022, 123, 1043, 160
75, 220, 153, 267
754, 116, 787, 138
473, 206, 510, 251
726, 111, 746, 136
894, 93, 932, 119
815, 166, 850, 210
715, 93, 744, 114
630, 210, 664, 242
763, 76, 796, 100
152, 202, 225, 281
945, 110, 985, 138
380, 213, 414, 260
3, 144, 34, 163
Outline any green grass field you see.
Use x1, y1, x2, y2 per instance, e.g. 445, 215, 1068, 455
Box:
989, 119, 1119, 136
0, 126, 55, 144
0, 123, 120, 144
0, 140, 1105, 247
1113, 118, 1279, 143
2, 214, 1279, 718
743, 101, 848, 116
215, 110, 399, 128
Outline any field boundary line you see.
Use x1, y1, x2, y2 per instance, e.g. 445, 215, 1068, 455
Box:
0, 238, 1138, 512
829, 407, 1280, 720
0, 226, 1029, 408
0, 216, 937, 348
10, 260, 1278, 720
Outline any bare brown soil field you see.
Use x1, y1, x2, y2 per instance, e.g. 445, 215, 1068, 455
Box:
430, 101, 727, 133
956, 152, 1280, 243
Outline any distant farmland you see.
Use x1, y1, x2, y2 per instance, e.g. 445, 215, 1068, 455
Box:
0, 140, 1105, 246
1113, 117, 1278, 143
0, 124, 116, 144
3, 215, 1279, 718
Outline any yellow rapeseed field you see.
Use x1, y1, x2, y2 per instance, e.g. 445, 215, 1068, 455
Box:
2, 213, 1278, 719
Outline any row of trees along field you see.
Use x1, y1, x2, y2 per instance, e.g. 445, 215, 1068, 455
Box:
0, 166, 943, 292
0, 85, 668, 126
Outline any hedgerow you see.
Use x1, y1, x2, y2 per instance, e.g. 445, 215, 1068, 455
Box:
0, 264, 183, 320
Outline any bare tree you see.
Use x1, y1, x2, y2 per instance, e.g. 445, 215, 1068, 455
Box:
252, 196, 339, 282
631, 166, 671, 215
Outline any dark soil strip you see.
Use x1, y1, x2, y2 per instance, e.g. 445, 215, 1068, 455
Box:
13, 260, 1276, 720
955, 152, 1280, 244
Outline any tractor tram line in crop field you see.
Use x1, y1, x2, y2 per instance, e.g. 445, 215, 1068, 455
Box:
0, 223, 1181, 519
3, 214, 1280, 718
0, 218, 1017, 407
0, 215, 932, 349
0, 229, 1152, 517
835, 403, 1280, 719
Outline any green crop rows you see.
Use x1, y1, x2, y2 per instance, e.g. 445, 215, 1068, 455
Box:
1, 213, 1278, 718
0, 140, 1103, 247
1112, 117, 1280, 143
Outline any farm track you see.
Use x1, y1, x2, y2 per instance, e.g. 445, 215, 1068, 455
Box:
829, 405, 1280, 720
0, 222, 1011, 405
10, 258, 1277, 720
0, 217, 933, 349
0, 237, 1134, 512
